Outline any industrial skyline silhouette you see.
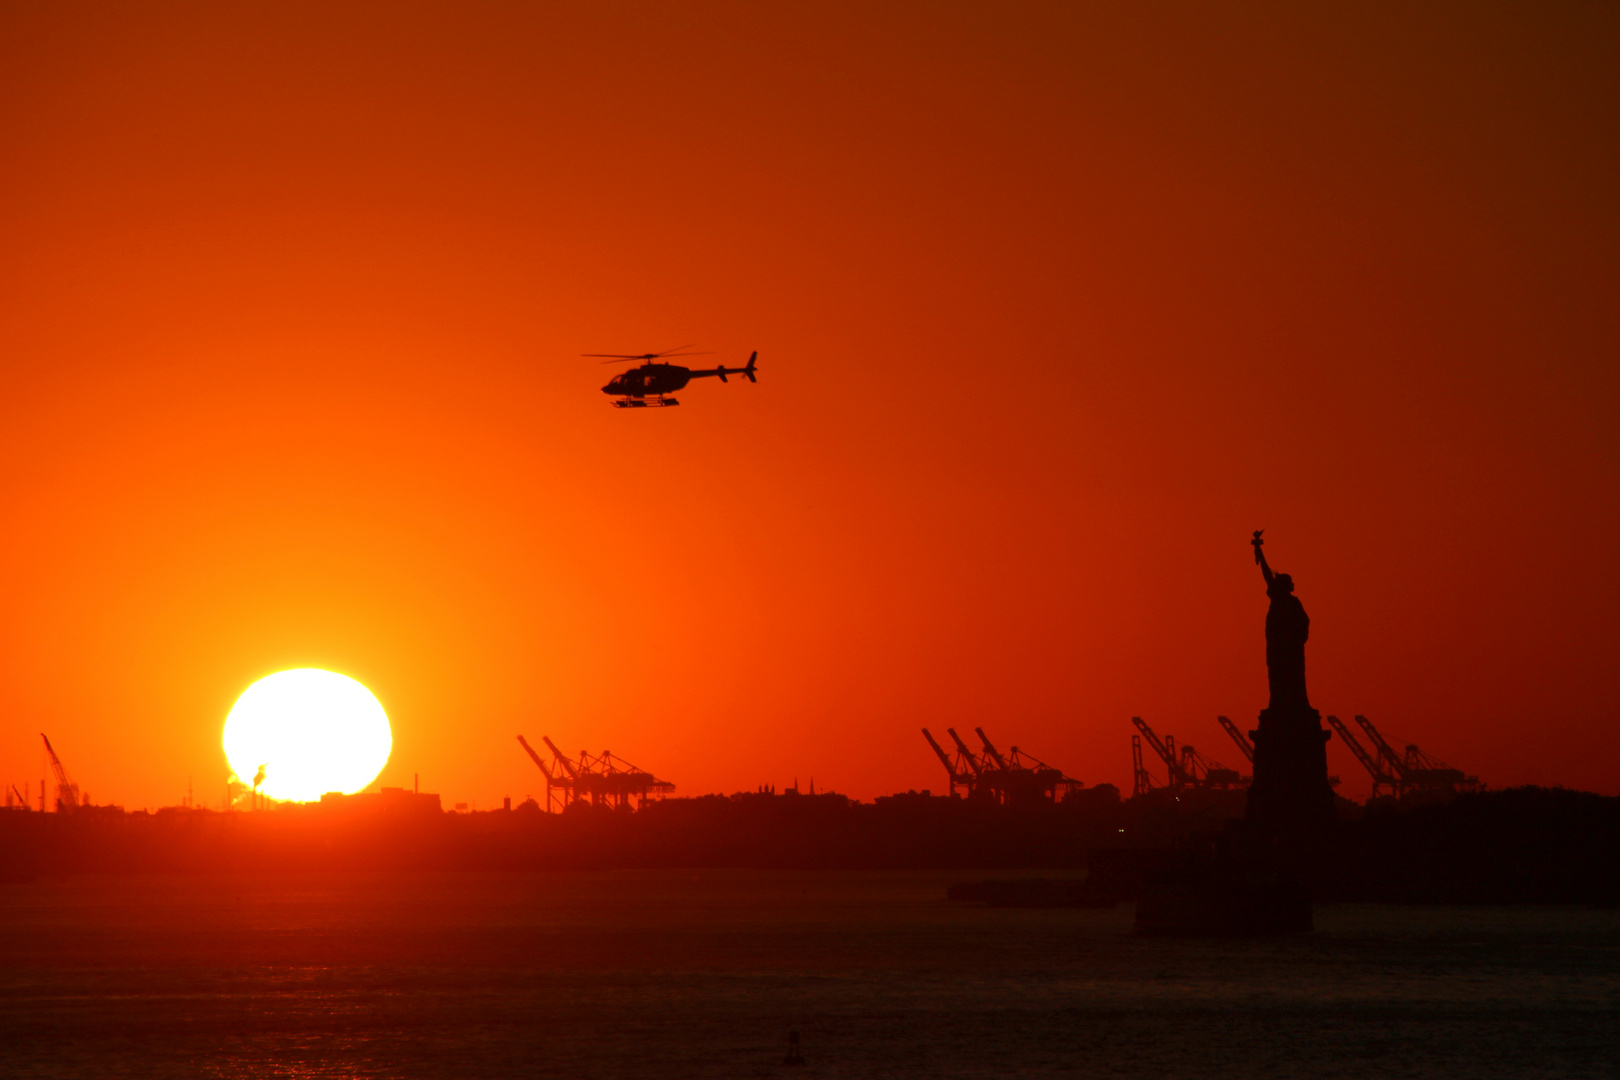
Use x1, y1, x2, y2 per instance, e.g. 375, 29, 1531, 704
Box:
2, 3, 1616, 1075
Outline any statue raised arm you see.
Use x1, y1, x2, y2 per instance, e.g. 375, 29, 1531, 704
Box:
1252, 529, 1274, 585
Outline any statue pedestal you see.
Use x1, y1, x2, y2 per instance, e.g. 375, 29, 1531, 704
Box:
1245, 705, 1335, 828
1134, 705, 1334, 937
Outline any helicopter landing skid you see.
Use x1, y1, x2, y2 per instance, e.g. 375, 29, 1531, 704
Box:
612, 396, 680, 409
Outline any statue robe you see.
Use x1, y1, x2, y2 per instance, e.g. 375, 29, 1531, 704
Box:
1265, 583, 1311, 713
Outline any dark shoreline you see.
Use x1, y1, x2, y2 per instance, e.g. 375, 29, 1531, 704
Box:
3, 785, 1615, 905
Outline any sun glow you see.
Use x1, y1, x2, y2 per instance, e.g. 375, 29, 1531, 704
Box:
222, 669, 392, 803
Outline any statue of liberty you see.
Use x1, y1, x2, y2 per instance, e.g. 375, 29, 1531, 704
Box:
1252, 529, 1311, 713
1245, 530, 1334, 827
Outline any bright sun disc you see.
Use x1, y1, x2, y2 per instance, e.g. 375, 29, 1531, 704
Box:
223, 669, 392, 802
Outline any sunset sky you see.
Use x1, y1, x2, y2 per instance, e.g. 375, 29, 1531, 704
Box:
1, 2, 1615, 809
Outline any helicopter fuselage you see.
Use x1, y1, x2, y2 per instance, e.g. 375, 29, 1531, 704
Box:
602, 362, 693, 399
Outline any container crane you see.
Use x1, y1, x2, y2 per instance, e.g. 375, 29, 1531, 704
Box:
516, 735, 559, 810
974, 728, 1011, 771
40, 734, 79, 813
518, 735, 675, 811
921, 729, 976, 797
1216, 715, 1254, 764
994, 737, 1081, 806
1130, 717, 1185, 788
1131, 734, 1156, 797
574, 749, 675, 807
1177, 743, 1245, 788
1325, 715, 1399, 798
1005, 744, 1067, 776
946, 729, 985, 779
1131, 718, 1248, 791
922, 726, 1079, 805
1351, 715, 1407, 787
1350, 715, 1480, 799
1399, 741, 1480, 796
542, 735, 581, 782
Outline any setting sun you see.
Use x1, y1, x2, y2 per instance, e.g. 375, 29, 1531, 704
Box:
222, 670, 392, 802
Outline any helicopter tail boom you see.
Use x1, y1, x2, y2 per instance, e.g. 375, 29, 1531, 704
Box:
692, 351, 759, 385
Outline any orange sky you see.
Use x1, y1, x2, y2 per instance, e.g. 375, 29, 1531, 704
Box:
1, 2, 1616, 809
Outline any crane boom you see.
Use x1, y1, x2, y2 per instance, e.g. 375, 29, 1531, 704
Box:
1131, 734, 1155, 796
40, 734, 79, 812
540, 736, 581, 778
1352, 715, 1406, 780
516, 735, 554, 780
946, 729, 984, 776
1325, 715, 1383, 784
921, 729, 957, 780
1216, 715, 1254, 763
1130, 717, 1183, 785
974, 727, 1009, 771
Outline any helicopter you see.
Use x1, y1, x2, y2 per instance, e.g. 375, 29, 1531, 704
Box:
589, 346, 758, 408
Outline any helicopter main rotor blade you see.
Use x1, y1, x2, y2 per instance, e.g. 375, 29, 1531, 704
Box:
581, 344, 694, 358
587, 353, 714, 365
582, 344, 711, 361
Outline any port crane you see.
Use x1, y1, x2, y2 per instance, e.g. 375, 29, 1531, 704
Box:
1131, 717, 1183, 787
1400, 741, 1478, 793
978, 728, 1080, 805
933, 727, 998, 800
1325, 716, 1400, 798
1216, 715, 1254, 764
1351, 714, 1406, 786
946, 729, 984, 780
517, 735, 563, 810
919, 726, 1080, 805
921, 729, 977, 797
518, 734, 675, 812
977, 728, 1011, 772
1131, 717, 1248, 793
40, 734, 80, 813
1131, 734, 1156, 797
1177, 743, 1245, 788
1331, 715, 1479, 800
